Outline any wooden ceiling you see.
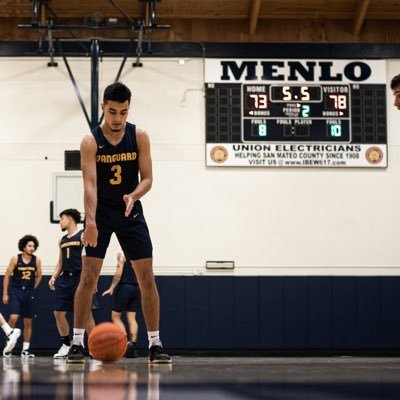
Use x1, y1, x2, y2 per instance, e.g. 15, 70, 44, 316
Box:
1, 0, 400, 42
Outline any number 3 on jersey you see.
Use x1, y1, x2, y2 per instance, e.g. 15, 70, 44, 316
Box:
110, 164, 122, 185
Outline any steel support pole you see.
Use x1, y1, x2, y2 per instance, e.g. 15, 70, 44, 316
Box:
91, 38, 100, 129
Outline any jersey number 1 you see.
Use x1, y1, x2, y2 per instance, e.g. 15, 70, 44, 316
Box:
110, 165, 122, 185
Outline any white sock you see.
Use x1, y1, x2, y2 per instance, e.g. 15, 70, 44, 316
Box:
1, 322, 12, 336
148, 330, 162, 348
72, 329, 85, 346
23, 342, 29, 351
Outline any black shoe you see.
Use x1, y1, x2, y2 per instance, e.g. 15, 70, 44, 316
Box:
66, 344, 85, 364
125, 342, 138, 358
148, 345, 172, 364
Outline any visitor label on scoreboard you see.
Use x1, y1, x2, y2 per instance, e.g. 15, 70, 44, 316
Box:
205, 59, 387, 168
207, 144, 387, 168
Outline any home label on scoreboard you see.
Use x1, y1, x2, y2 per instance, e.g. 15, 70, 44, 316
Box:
205, 59, 387, 168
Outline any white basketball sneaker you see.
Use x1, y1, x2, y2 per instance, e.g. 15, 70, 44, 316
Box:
21, 350, 35, 358
3, 328, 21, 356
53, 344, 71, 359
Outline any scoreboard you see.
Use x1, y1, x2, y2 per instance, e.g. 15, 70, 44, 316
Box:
205, 59, 387, 167
243, 84, 351, 142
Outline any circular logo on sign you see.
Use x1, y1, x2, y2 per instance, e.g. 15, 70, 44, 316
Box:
365, 146, 383, 164
210, 146, 228, 164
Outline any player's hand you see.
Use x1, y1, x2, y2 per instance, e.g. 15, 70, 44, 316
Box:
123, 194, 135, 217
2, 294, 8, 304
82, 224, 98, 247
102, 288, 113, 296
49, 276, 56, 290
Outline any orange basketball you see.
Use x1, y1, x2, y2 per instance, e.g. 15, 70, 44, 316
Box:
88, 322, 127, 362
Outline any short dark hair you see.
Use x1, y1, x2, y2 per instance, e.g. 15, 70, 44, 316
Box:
390, 74, 400, 90
18, 235, 39, 252
103, 82, 131, 104
59, 208, 81, 224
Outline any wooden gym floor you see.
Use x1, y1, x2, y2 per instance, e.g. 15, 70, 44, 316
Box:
1, 355, 400, 399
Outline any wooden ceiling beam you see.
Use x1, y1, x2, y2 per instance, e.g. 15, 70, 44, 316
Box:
249, 0, 262, 36
1, 1, 400, 22
353, 0, 370, 36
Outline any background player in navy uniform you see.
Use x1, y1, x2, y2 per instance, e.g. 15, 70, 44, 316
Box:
392, 74, 400, 110
49, 209, 97, 359
67, 82, 171, 364
2, 235, 42, 357
103, 251, 141, 358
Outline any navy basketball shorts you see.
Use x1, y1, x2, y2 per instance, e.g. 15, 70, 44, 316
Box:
9, 286, 35, 318
84, 200, 153, 260
91, 292, 100, 310
112, 284, 141, 313
54, 272, 99, 312
54, 272, 81, 312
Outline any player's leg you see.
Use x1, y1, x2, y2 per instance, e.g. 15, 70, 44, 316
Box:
21, 318, 34, 357
67, 207, 113, 363
4, 313, 21, 357
118, 205, 171, 364
7, 314, 19, 328
53, 311, 71, 358
54, 311, 69, 336
132, 259, 160, 331
67, 257, 103, 363
85, 312, 96, 336
73, 257, 102, 332
126, 312, 138, 342
4, 289, 23, 356
111, 310, 125, 333
20, 287, 36, 357
125, 311, 139, 358
1, 313, 21, 356
126, 285, 140, 349
86, 292, 99, 336
111, 285, 134, 357
133, 259, 171, 363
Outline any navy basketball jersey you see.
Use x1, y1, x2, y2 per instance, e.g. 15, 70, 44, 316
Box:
119, 259, 138, 286
12, 254, 36, 288
92, 123, 139, 207
60, 230, 83, 272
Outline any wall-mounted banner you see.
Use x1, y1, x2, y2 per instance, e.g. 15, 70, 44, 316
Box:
205, 59, 387, 168
207, 143, 386, 168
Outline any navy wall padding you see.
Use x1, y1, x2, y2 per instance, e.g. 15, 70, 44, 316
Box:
1, 275, 400, 351
208, 277, 234, 348
308, 277, 332, 348
234, 277, 259, 348
259, 277, 284, 348
283, 277, 308, 348
381, 277, 400, 348
184, 277, 209, 347
332, 278, 358, 348
157, 276, 185, 348
357, 278, 381, 348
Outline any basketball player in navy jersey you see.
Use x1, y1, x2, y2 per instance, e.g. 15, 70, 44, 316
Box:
2, 235, 42, 357
67, 82, 171, 364
103, 252, 141, 358
49, 209, 97, 359
391, 74, 400, 110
